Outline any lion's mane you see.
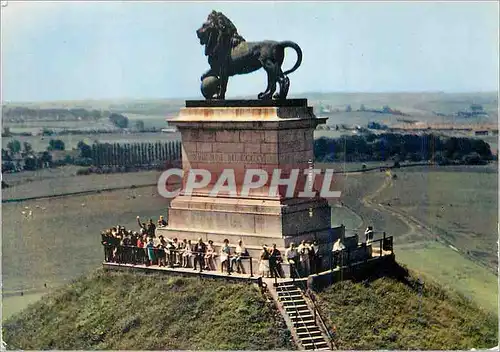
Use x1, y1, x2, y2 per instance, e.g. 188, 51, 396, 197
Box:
205, 11, 246, 58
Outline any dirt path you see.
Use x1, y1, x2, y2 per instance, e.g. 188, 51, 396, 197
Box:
360, 172, 425, 242
355, 170, 495, 274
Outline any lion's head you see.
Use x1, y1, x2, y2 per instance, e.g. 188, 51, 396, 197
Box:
196, 10, 245, 57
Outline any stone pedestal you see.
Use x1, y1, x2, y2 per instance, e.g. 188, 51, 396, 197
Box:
158, 99, 333, 257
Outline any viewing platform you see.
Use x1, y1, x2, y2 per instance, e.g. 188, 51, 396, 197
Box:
102, 261, 264, 284
102, 235, 395, 288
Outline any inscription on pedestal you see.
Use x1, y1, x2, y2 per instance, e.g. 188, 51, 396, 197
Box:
186, 151, 312, 164
188, 152, 272, 164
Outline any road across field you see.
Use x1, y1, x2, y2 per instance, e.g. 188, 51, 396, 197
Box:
336, 165, 498, 314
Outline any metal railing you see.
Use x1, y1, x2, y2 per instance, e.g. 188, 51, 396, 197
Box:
304, 287, 335, 350
276, 280, 317, 350
329, 235, 394, 271
101, 243, 254, 277
290, 266, 335, 350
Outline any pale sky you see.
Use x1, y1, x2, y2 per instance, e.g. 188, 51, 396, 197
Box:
1, 1, 499, 102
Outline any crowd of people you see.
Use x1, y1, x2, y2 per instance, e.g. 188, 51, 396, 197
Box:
100, 217, 322, 278
282, 240, 322, 278
101, 215, 376, 278
101, 216, 255, 274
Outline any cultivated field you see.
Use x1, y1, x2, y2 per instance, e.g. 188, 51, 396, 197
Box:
2, 168, 164, 200
394, 241, 498, 315
333, 163, 498, 314
2, 171, 173, 320
2, 185, 170, 295
374, 166, 498, 270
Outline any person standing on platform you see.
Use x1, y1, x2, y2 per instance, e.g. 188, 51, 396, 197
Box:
259, 245, 271, 278
365, 226, 374, 244
220, 239, 231, 273
332, 238, 345, 269
171, 238, 181, 266
269, 243, 283, 278
297, 240, 311, 276
147, 218, 156, 238
193, 238, 206, 271
101, 232, 111, 262
137, 216, 157, 238
136, 233, 145, 265
182, 239, 193, 268
204, 240, 216, 270
146, 237, 155, 266
157, 235, 167, 267
230, 240, 247, 274
285, 243, 299, 278
309, 240, 320, 274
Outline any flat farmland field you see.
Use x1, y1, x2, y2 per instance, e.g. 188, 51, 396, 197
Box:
2, 168, 165, 199
373, 165, 498, 271
395, 241, 498, 314
2, 169, 179, 320
2, 166, 84, 187
333, 163, 498, 314
2, 185, 171, 320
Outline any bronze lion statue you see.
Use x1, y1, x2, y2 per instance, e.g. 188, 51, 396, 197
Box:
197, 10, 303, 100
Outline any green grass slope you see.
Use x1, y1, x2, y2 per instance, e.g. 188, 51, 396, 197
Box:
316, 263, 498, 350
2, 270, 294, 350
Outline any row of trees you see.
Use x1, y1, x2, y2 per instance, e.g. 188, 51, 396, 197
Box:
2, 146, 53, 172
87, 141, 181, 167
109, 113, 129, 128
3, 139, 62, 172
2, 139, 181, 173
5, 139, 65, 155
314, 133, 494, 165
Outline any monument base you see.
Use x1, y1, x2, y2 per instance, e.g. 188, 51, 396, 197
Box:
158, 195, 332, 256
159, 99, 337, 259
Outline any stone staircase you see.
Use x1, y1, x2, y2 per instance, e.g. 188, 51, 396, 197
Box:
275, 281, 332, 350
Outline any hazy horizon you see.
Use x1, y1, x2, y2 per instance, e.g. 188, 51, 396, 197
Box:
2, 90, 499, 106
2, 1, 499, 103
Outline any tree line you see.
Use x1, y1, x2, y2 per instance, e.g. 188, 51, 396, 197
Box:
2, 140, 182, 173
89, 141, 181, 167
314, 133, 494, 165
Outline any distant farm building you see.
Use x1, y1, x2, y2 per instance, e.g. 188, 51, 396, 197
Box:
161, 127, 178, 133
457, 104, 488, 118
367, 121, 388, 130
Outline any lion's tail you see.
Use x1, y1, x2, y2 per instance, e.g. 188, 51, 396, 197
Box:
280, 41, 303, 75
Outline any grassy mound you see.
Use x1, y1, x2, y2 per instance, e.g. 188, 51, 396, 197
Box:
316, 262, 498, 350
2, 270, 294, 350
